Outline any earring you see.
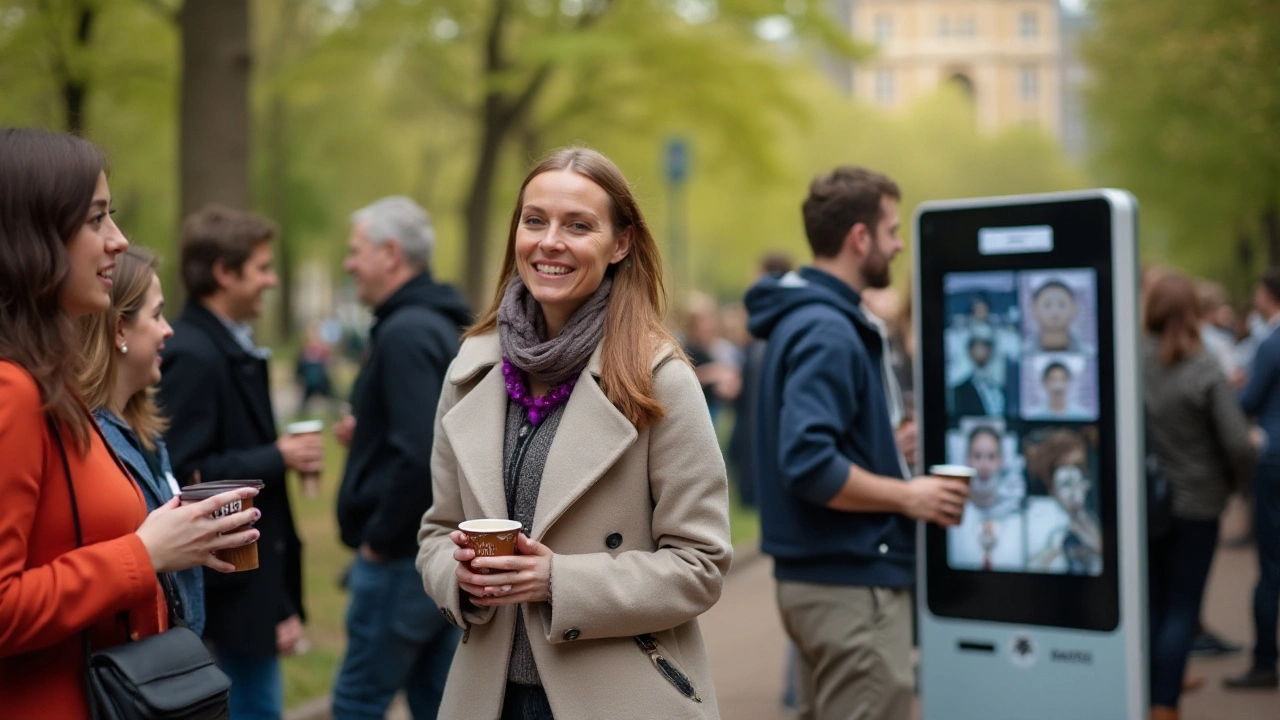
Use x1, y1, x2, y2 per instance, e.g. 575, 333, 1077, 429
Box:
120, 343, 128, 355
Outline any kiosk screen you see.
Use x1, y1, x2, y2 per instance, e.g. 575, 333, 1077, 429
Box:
919, 198, 1122, 631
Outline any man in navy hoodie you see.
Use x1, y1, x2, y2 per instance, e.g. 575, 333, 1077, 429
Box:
745, 166, 969, 720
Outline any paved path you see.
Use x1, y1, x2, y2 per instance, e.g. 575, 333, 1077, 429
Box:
291, 501, 1277, 720
702, 499, 1277, 720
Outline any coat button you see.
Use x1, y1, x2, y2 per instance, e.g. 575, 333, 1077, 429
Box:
605, 533, 623, 549
563, 628, 581, 641
878, 543, 889, 554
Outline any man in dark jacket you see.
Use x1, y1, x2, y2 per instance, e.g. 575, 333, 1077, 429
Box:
159, 207, 323, 720
745, 167, 969, 720
1228, 268, 1280, 690
331, 196, 470, 719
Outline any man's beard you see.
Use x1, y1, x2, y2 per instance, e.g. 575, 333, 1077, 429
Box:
862, 243, 892, 289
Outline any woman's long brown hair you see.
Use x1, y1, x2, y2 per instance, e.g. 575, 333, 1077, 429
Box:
1144, 271, 1203, 367
78, 247, 168, 450
467, 147, 683, 428
0, 128, 107, 451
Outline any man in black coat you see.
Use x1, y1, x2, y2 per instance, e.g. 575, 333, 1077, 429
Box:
159, 206, 323, 720
330, 197, 471, 719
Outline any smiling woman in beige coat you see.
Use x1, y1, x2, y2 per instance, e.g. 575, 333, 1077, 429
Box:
417, 147, 732, 720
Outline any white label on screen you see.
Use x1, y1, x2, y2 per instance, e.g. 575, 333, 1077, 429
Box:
979, 225, 1054, 255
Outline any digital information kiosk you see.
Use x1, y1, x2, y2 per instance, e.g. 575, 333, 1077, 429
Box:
913, 190, 1146, 719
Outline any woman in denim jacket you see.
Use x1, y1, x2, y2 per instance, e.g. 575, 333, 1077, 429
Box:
79, 246, 206, 635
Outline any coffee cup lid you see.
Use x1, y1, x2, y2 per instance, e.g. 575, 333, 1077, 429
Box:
286, 420, 324, 434
180, 479, 265, 502
459, 519, 523, 534
929, 464, 977, 478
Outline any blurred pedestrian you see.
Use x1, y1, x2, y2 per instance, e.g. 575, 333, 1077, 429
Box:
0, 127, 259, 719
1143, 271, 1259, 719
745, 166, 967, 720
417, 147, 732, 719
159, 206, 322, 719
1227, 268, 1280, 690
295, 321, 335, 415
331, 197, 471, 719
682, 291, 741, 425
78, 246, 206, 637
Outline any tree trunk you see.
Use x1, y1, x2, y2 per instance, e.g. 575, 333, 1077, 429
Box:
179, 0, 252, 220
462, 102, 507, 311
61, 4, 95, 134
264, 93, 294, 340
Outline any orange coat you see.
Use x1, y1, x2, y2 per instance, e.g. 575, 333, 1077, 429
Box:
0, 361, 167, 719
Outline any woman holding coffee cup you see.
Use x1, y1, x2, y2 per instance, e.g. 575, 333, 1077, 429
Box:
417, 147, 732, 719
77, 246, 207, 636
0, 128, 261, 719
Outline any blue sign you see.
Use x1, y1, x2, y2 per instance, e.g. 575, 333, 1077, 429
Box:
665, 137, 689, 184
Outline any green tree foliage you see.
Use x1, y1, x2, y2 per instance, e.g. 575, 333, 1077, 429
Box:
1085, 0, 1280, 291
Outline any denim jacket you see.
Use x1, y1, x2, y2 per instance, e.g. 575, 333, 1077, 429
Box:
93, 408, 206, 636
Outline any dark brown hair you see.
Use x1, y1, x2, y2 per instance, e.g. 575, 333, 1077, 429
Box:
468, 147, 684, 429
1259, 268, 1280, 307
1027, 428, 1088, 492
78, 247, 168, 450
801, 166, 901, 259
180, 205, 276, 299
1144, 271, 1203, 367
0, 128, 106, 450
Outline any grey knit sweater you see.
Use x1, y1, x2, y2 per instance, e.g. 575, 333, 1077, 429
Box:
502, 400, 565, 687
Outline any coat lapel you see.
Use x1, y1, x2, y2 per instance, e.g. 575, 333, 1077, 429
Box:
442, 359, 511, 522
531, 349, 637, 540
182, 302, 276, 440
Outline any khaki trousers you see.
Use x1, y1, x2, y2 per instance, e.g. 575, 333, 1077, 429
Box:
776, 581, 914, 720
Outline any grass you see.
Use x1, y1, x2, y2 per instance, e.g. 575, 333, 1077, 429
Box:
276, 387, 760, 709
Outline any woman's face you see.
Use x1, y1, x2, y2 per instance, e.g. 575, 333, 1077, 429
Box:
1033, 285, 1076, 335
60, 173, 129, 317
118, 273, 173, 395
1051, 448, 1091, 513
966, 433, 1003, 508
515, 170, 631, 336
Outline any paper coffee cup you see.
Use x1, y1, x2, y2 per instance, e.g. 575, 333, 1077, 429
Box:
458, 519, 523, 557
180, 479, 265, 571
286, 420, 324, 498
929, 464, 977, 484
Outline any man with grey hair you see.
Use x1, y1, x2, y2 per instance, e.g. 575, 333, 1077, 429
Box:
332, 196, 472, 719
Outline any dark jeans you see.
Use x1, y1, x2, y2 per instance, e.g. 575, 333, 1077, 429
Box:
1148, 516, 1220, 708
1251, 463, 1280, 671
331, 556, 461, 719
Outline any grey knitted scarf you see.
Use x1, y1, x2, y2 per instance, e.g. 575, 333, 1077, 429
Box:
497, 274, 612, 386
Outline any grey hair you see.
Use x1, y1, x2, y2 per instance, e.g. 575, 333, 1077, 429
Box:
351, 196, 435, 271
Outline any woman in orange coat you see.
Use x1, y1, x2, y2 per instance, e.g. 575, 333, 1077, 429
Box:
0, 128, 264, 719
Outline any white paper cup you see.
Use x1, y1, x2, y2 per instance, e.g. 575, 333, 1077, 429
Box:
286, 420, 324, 497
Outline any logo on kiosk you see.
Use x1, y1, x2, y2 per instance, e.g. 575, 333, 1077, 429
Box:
1009, 633, 1038, 669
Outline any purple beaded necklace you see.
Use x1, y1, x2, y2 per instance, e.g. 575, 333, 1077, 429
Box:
502, 358, 577, 425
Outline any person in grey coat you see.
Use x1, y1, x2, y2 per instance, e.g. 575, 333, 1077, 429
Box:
1143, 271, 1260, 719
77, 246, 205, 635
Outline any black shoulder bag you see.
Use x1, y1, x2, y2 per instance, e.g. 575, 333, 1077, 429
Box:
50, 419, 231, 720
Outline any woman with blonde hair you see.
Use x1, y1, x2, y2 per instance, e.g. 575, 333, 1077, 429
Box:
0, 127, 260, 718
78, 246, 205, 636
416, 147, 732, 719
1143, 270, 1259, 720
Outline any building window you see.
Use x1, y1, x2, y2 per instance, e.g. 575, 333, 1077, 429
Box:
957, 15, 975, 37
874, 13, 893, 42
1020, 65, 1038, 101
1019, 11, 1038, 38
875, 68, 894, 104
938, 16, 950, 38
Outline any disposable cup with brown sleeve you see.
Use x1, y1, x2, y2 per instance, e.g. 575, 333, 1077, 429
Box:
285, 420, 324, 498
929, 464, 977, 523
458, 519, 523, 559
180, 479, 265, 571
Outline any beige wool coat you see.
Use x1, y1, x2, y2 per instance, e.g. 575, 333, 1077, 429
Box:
416, 331, 733, 719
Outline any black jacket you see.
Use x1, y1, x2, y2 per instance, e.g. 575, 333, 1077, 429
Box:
337, 273, 471, 558
158, 300, 303, 656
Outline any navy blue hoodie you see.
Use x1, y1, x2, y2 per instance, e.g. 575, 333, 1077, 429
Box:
745, 266, 915, 588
